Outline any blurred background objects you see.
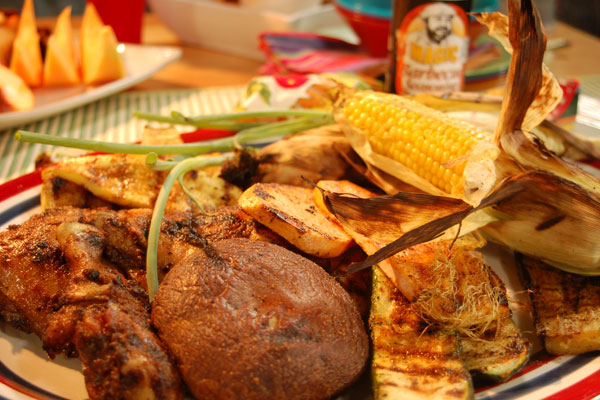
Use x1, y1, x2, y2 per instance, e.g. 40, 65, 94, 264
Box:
0, 0, 598, 40
2, 0, 85, 16
557, 0, 600, 37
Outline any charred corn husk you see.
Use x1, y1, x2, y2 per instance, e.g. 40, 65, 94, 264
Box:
330, 0, 600, 275
482, 172, 600, 274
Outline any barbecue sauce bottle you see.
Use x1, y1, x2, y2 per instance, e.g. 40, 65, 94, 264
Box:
387, 0, 472, 94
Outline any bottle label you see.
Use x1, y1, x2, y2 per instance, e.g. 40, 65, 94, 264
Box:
395, 2, 469, 94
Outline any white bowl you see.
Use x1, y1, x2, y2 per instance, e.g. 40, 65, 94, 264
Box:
147, 0, 348, 60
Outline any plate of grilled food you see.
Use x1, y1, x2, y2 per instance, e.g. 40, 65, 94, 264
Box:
1, 1, 600, 400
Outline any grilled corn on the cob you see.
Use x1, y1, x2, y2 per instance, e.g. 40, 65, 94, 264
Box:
341, 92, 492, 196
336, 90, 502, 206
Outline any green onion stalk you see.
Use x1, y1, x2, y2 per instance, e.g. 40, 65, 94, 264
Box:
14, 110, 333, 302
145, 153, 234, 301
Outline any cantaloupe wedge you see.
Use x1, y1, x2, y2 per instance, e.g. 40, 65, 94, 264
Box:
43, 6, 79, 86
80, 3, 125, 85
80, 2, 104, 36
9, 0, 43, 87
0, 63, 34, 111
0, 12, 18, 65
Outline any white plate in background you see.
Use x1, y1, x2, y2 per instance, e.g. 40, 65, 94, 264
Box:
0, 44, 181, 131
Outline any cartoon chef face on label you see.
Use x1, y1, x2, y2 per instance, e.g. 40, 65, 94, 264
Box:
396, 2, 469, 94
421, 3, 456, 44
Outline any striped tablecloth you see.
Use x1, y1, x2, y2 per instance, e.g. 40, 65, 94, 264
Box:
0, 86, 244, 184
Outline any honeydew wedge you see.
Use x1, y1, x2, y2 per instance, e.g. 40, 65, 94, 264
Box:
80, 3, 125, 85
10, 0, 43, 87
43, 6, 79, 86
0, 63, 34, 111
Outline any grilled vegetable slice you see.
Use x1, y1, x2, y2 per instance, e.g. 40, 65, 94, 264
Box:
314, 180, 530, 381
370, 266, 473, 400
238, 183, 354, 258
42, 154, 165, 208
41, 153, 242, 212
518, 254, 600, 355
40, 175, 116, 210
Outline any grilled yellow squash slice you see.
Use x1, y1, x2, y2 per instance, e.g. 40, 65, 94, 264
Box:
40, 154, 241, 211
519, 254, 600, 355
238, 183, 354, 258
41, 154, 165, 208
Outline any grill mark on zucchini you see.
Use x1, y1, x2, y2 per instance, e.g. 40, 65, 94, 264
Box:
372, 362, 470, 382
370, 266, 473, 399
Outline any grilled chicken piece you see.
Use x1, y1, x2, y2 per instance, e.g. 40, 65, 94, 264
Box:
2, 205, 284, 291
0, 212, 183, 399
238, 183, 354, 258
370, 266, 473, 400
519, 254, 600, 355
81, 206, 285, 289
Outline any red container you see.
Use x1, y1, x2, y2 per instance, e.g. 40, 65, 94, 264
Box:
88, 0, 146, 43
334, 2, 390, 57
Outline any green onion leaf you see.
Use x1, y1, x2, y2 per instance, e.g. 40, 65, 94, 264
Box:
146, 153, 234, 302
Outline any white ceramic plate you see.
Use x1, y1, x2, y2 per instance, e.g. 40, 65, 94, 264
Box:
0, 173, 599, 400
0, 44, 182, 131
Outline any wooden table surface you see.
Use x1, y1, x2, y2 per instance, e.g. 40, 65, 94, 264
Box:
134, 14, 264, 90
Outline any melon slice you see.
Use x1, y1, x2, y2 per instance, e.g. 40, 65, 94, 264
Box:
43, 6, 79, 86
9, 0, 42, 87
80, 3, 125, 85
0, 63, 34, 111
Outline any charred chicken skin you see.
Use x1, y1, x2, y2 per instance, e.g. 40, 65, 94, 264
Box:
0, 206, 284, 400
0, 209, 183, 399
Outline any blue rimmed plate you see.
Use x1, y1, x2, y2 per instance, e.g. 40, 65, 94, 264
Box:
0, 172, 599, 400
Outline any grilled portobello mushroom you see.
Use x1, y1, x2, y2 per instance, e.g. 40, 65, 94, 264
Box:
151, 238, 369, 400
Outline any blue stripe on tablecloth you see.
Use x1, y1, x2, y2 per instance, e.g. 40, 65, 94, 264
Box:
0, 195, 40, 226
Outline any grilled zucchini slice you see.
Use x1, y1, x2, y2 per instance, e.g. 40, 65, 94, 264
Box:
370, 266, 473, 400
